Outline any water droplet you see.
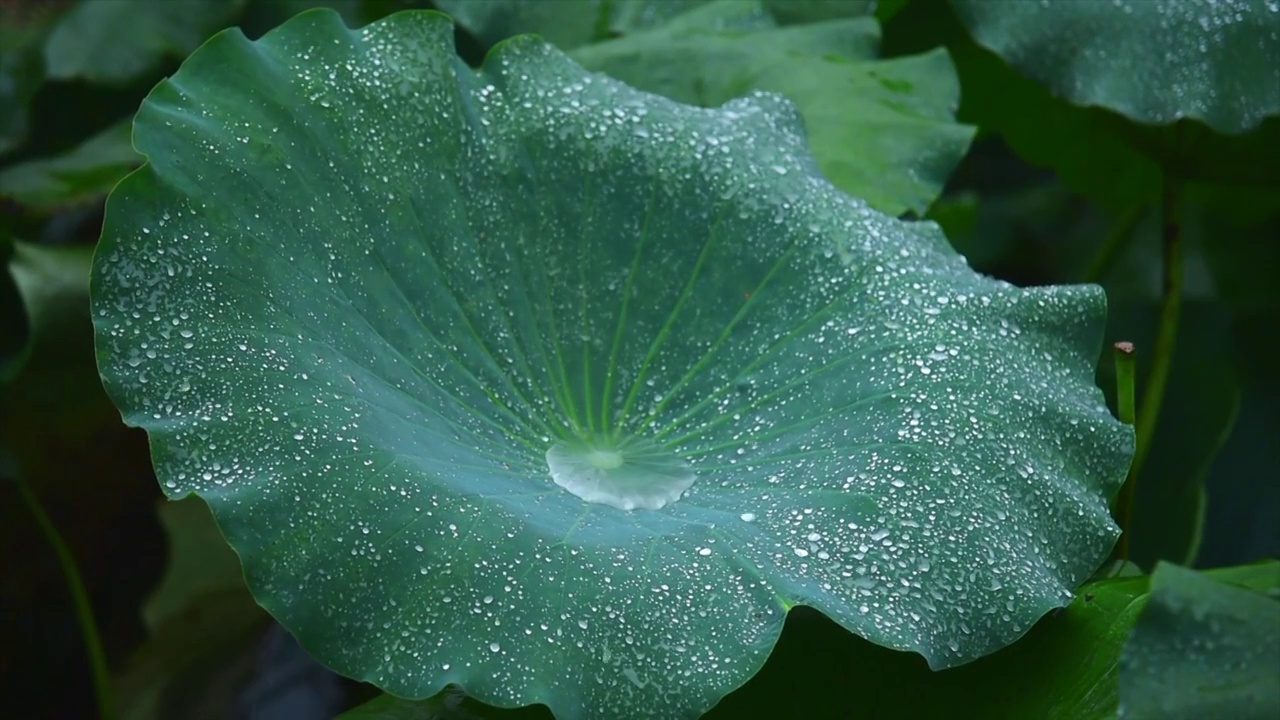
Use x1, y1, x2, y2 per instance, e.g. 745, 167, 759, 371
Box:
545, 436, 695, 511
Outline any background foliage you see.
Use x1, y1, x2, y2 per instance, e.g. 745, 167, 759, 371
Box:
2, 1, 1277, 719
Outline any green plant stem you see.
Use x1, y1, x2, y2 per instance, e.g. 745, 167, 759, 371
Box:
15, 477, 115, 720
1135, 174, 1183, 478
1114, 341, 1137, 426
1115, 171, 1183, 562
1083, 203, 1145, 284
1111, 341, 1138, 560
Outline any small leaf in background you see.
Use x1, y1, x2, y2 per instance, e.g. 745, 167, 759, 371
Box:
569, 0, 974, 216
0, 0, 65, 155
92, 8, 1132, 718
3, 238, 95, 395
952, 0, 1280, 135
0, 119, 140, 213
1118, 562, 1280, 719
43, 0, 248, 85
140, 495, 256, 631
0, 233, 31, 383
114, 496, 271, 720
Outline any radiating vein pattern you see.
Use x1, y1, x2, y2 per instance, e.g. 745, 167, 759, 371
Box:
91, 9, 1134, 720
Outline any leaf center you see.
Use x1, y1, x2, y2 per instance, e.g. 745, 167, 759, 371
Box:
545, 436, 695, 511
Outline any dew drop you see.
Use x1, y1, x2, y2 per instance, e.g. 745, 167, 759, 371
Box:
545, 435, 695, 511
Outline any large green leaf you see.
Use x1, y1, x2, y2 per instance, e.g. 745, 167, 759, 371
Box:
91, 8, 1132, 719
43, 0, 246, 85
952, 0, 1280, 135
568, 0, 973, 215
1118, 562, 1280, 719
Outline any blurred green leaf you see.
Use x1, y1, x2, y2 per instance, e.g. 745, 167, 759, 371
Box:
1200, 214, 1280, 316
882, 1, 1163, 213
4, 239, 93, 394
0, 119, 139, 212
1116, 116, 1280, 191
570, 0, 974, 215
947, 57, 1157, 213
240, 0, 368, 38
0, 234, 31, 384
1195, 212, 1280, 566
871, 0, 908, 23
43, 0, 247, 85
1, 233, 159, 720
761, 0, 875, 24
115, 496, 269, 720
1118, 562, 1280, 719
952, 0, 1280, 135
889, 2, 1280, 215
0, 1, 63, 155
141, 495, 253, 631
434, 0, 707, 49
930, 178, 1113, 286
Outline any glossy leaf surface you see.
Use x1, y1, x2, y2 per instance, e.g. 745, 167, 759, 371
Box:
92, 9, 1132, 718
